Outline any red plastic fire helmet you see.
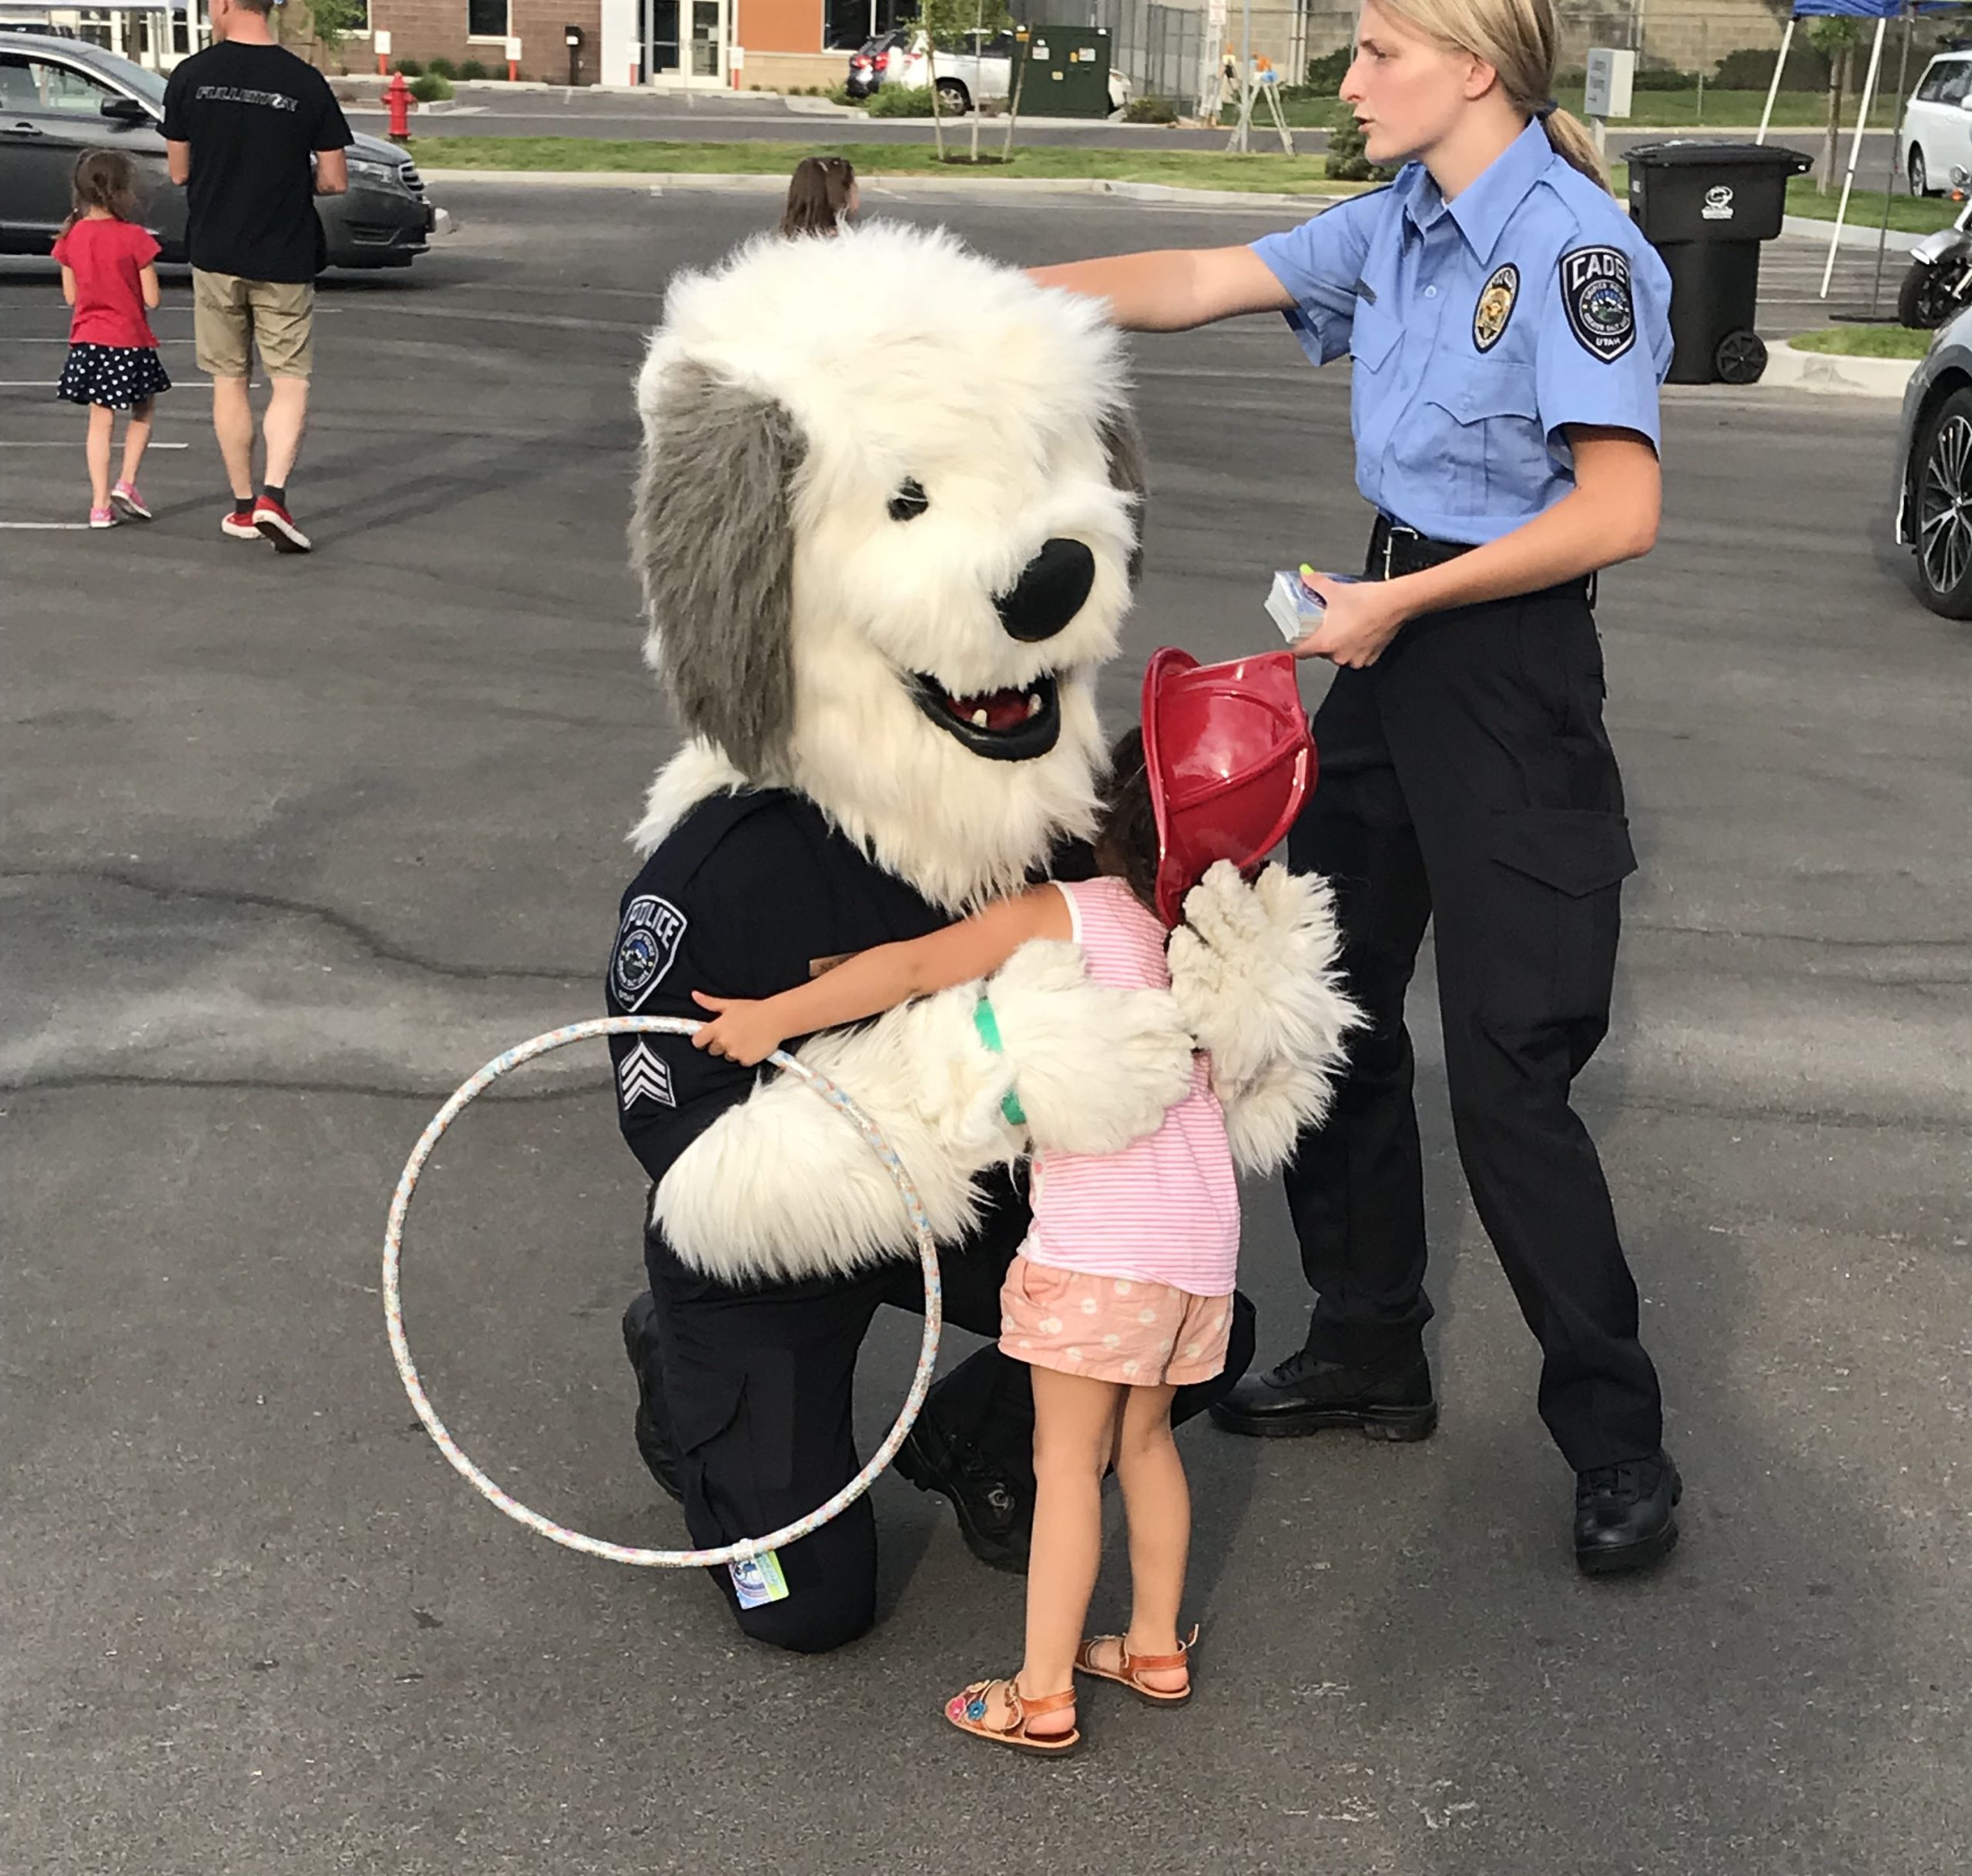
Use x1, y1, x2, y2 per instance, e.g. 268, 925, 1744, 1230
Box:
1141, 647, 1315, 928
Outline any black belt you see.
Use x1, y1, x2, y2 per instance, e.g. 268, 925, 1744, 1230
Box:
1366, 515, 1595, 605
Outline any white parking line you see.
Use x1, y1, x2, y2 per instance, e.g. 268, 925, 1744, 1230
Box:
0, 521, 93, 530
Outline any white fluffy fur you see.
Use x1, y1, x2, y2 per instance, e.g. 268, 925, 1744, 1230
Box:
1167, 862, 1364, 1176
632, 225, 1135, 905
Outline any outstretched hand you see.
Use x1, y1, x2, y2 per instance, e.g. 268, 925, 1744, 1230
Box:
689, 990, 786, 1067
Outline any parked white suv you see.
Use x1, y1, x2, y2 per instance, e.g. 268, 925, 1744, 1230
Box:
1903, 49, 1972, 197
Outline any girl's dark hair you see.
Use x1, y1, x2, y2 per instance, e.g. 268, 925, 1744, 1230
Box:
66, 149, 141, 231
1094, 727, 1162, 916
780, 156, 857, 238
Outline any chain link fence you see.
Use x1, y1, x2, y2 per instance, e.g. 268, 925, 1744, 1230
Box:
1003, 2, 1964, 118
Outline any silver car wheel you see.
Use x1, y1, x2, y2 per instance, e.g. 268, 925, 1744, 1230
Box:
1917, 411, 1972, 598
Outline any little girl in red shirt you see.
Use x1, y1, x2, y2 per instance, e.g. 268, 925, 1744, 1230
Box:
52, 149, 172, 530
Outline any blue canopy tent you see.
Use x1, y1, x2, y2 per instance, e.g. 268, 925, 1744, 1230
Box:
1757, 3, 1943, 300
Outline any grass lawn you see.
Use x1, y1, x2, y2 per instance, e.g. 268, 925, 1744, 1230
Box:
1787, 324, 1933, 358
409, 137, 1357, 194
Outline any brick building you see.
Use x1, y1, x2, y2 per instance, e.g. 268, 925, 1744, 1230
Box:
360, 0, 889, 88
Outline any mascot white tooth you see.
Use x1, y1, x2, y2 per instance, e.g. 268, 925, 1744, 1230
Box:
608, 224, 1351, 1654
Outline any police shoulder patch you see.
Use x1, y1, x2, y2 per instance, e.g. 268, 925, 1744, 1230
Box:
609, 894, 688, 1011
1473, 263, 1519, 353
1559, 246, 1635, 362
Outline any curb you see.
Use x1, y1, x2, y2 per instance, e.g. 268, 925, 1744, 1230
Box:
414, 166, 1346, 209
1762, 338, 1920, 398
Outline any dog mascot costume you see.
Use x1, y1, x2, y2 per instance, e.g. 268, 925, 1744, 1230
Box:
608, 224, 1353, 1653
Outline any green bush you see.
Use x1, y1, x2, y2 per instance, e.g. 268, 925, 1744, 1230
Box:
1715, 45, 1829, 92
868, 83, 935, 117
825, 82, 862, 106
392, 56, 423, 76
1303, 47, 1350, 92
1122, 94, 1178, 125
458, 58, 488, 79
409, 72, 454, 102
1325, 112, 1393, 184
426, 56, 458, 79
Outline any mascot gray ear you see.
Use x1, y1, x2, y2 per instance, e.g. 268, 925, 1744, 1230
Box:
1101, 407, 1149, 585
630, 359, 808, 775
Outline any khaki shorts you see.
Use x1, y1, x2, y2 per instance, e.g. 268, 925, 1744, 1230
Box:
192, 270, 315, 380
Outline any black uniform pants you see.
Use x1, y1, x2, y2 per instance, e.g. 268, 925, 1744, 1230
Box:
1281, 571, 1664, 1472
636, 1174, 1255, 1653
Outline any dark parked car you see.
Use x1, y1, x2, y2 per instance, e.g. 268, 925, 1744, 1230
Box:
0, 34, 434, 269
1893, 307, 1972, 615
845, 28, 912, 100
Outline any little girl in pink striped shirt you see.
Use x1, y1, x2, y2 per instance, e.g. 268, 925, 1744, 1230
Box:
692, 727, 1240, 1757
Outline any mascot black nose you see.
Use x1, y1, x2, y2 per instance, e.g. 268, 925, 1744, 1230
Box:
995, 538, 1096, 643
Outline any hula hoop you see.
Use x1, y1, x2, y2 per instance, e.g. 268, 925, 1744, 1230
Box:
383, 1015, 941, 1568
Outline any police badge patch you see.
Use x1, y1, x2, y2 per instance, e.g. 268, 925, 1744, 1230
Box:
609, 895, 687, 1011
1473, 263, 1519, 353
1560, 246, 1635, 362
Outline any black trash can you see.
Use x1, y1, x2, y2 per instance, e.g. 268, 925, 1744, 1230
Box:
1627, 141, 1813, 386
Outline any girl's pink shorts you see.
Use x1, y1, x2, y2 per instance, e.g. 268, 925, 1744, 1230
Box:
998, 1254, 1232, 1386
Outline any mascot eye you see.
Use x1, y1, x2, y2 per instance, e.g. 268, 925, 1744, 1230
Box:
887, 479, 930, 523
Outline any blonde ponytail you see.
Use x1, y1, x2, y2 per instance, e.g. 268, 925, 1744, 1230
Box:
1539, 105, 1611, 193
1369, 0, 1614, 196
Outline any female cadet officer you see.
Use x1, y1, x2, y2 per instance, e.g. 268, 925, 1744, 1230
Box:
1030, 0, 1682, 1574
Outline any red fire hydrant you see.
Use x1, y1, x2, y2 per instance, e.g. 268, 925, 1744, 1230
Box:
385, 71, 412, 145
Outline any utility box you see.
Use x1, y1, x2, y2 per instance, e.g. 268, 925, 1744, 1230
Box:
1584, 48, 1635, 120
1025, 25, 1112, 119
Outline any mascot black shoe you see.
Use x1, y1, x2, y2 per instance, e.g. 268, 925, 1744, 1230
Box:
606, 225, 1353, 1650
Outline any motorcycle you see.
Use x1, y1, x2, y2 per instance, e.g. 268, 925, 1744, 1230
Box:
1900, 165, 1972, 330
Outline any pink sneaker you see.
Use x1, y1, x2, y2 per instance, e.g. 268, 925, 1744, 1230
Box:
111, 481, 152, 521
89, 506, 116, 530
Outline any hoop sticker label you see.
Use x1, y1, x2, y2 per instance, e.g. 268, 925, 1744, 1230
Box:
1560, 246, 1635, 363
729, 1550, 790, 1607
610, 895, 687, 1010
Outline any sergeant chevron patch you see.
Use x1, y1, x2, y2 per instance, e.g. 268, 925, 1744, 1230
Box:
616, 1040, 676, 1110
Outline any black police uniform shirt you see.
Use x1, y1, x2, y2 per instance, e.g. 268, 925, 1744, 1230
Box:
605, 790, 960, 1202
161, 42, 352, 283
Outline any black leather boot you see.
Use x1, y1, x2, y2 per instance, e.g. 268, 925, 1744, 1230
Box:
1208, 1341, 1438, 1441
620, 1294, 684, 1505
893, 1416, 1031, 1576
1575, 1450, 1682, 1576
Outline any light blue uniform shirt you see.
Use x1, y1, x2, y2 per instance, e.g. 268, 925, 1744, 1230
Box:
1252, 119, 1673, 546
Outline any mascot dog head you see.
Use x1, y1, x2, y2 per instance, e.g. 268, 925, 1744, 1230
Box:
629, 223, 1145, 912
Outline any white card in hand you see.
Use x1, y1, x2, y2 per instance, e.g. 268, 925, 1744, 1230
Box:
1266, 569, 1323, 642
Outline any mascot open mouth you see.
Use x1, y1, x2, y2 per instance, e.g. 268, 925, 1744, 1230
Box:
910, 672, 1061, 762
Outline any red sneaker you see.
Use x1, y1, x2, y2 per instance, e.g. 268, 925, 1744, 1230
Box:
252, 496, 311, 554
222, 508, 260, 541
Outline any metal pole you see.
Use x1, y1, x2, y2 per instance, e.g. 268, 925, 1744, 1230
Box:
1237, 0, 1250, 154
1869, 10, 1916, 318
1758, 18, 1795, 146
1822, 15, 1888, 299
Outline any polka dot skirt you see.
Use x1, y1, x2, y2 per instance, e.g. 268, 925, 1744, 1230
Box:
56, 343, 172, 411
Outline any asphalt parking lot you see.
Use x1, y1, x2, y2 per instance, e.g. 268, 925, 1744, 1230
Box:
4, 183, 1969, 1876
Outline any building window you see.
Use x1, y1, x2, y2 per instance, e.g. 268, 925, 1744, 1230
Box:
468, 0, 511, 40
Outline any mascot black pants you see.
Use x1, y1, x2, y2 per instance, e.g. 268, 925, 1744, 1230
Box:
1283, 568, 1664, 1472
636, 1181, 1254, 1653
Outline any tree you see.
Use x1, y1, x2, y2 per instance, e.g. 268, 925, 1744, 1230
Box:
292, 0, 367, 72
917, 0, 1014, 162
1807, 15, 1863, 193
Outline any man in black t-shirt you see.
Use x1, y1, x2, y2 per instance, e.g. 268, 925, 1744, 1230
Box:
163, 0, 351, 554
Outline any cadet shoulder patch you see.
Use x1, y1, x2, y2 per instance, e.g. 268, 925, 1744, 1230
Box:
1473, 263, 1519, 353
1559, 246, 1635, 362
609, 894, 687, 1011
